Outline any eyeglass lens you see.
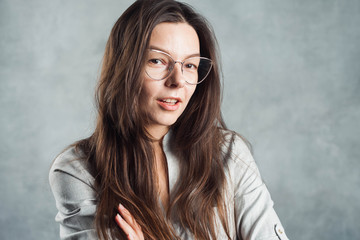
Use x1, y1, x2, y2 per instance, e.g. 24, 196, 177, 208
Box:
145, 50, 212, 85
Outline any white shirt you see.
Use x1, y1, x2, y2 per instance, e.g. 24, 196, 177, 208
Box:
49, 131, 289, 239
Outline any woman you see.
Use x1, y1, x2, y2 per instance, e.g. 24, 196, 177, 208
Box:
49, 0, 289, 239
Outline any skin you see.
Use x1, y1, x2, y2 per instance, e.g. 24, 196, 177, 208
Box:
141, 22, 199, 140
115, 22, 200, 240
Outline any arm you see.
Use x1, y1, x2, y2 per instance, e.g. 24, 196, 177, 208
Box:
49, 148, 98, 240
229, 136, 289, 240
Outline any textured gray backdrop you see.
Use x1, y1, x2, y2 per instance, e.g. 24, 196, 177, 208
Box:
1, 0, 359, 239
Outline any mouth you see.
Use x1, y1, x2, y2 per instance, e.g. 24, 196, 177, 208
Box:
157, 97, 181, 111
158, 98, 179, 105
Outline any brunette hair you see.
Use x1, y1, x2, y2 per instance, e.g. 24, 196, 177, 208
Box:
73, 0, 231, 239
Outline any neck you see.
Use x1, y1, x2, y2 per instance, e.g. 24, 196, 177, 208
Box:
146, 125, 169, 141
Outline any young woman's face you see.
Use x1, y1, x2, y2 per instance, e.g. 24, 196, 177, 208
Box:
141, 22, 199, 138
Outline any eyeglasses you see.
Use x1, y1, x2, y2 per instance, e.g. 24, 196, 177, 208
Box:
145, 49, 213, 85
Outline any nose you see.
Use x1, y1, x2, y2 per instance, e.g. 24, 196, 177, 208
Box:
165, 62, 186, 88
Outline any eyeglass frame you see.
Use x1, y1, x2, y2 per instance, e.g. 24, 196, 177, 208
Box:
144, 48, 213, 85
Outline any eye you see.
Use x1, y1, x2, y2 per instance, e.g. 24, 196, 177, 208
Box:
184, 58, 200, 71
148, 58, 166, 65
184, 63, 198, 69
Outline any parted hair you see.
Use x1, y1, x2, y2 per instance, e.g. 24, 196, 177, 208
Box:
72, 0, 231, 239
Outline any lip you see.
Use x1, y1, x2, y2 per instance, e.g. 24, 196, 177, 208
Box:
157, 97, 182, 111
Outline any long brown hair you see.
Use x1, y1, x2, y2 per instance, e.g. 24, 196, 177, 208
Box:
73, 0, 231, 239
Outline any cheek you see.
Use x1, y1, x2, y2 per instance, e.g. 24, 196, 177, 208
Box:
140, 80, 156, 102
139, 85, 154, 116
186, 86, 197, 102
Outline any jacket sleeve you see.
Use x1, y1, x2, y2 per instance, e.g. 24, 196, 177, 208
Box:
49, 148, 98, 240
229, 136, 289, 240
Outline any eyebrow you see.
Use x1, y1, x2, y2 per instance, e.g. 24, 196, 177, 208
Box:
149, 45, 200, 58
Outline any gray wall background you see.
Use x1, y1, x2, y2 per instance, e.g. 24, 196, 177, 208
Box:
1, 0, 359, 239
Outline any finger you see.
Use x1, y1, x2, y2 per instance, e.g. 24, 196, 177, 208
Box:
118, 204, 141, 230
115, 213, 135, 239
118, 204, 144, 238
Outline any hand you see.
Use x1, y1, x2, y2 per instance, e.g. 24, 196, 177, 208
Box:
115, 204, 144, 240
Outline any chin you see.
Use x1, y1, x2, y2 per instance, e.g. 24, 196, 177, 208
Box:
147, 111, 182, 129
158, 116, 179, 127
160, 119, 177, 127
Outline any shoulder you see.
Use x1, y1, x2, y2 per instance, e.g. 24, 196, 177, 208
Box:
49, 146, 95, 188
221, 130, 255, 168
220, 130, 263, 194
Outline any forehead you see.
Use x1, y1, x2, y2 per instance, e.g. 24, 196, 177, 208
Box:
149, 22, 200, 58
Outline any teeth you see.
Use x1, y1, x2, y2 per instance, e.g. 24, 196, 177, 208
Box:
161, 99, 178, 105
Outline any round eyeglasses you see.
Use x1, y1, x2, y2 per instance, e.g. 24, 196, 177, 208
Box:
145, 49, 213, 85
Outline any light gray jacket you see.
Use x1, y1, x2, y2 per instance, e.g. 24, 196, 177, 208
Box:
49, 131, 289, 239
